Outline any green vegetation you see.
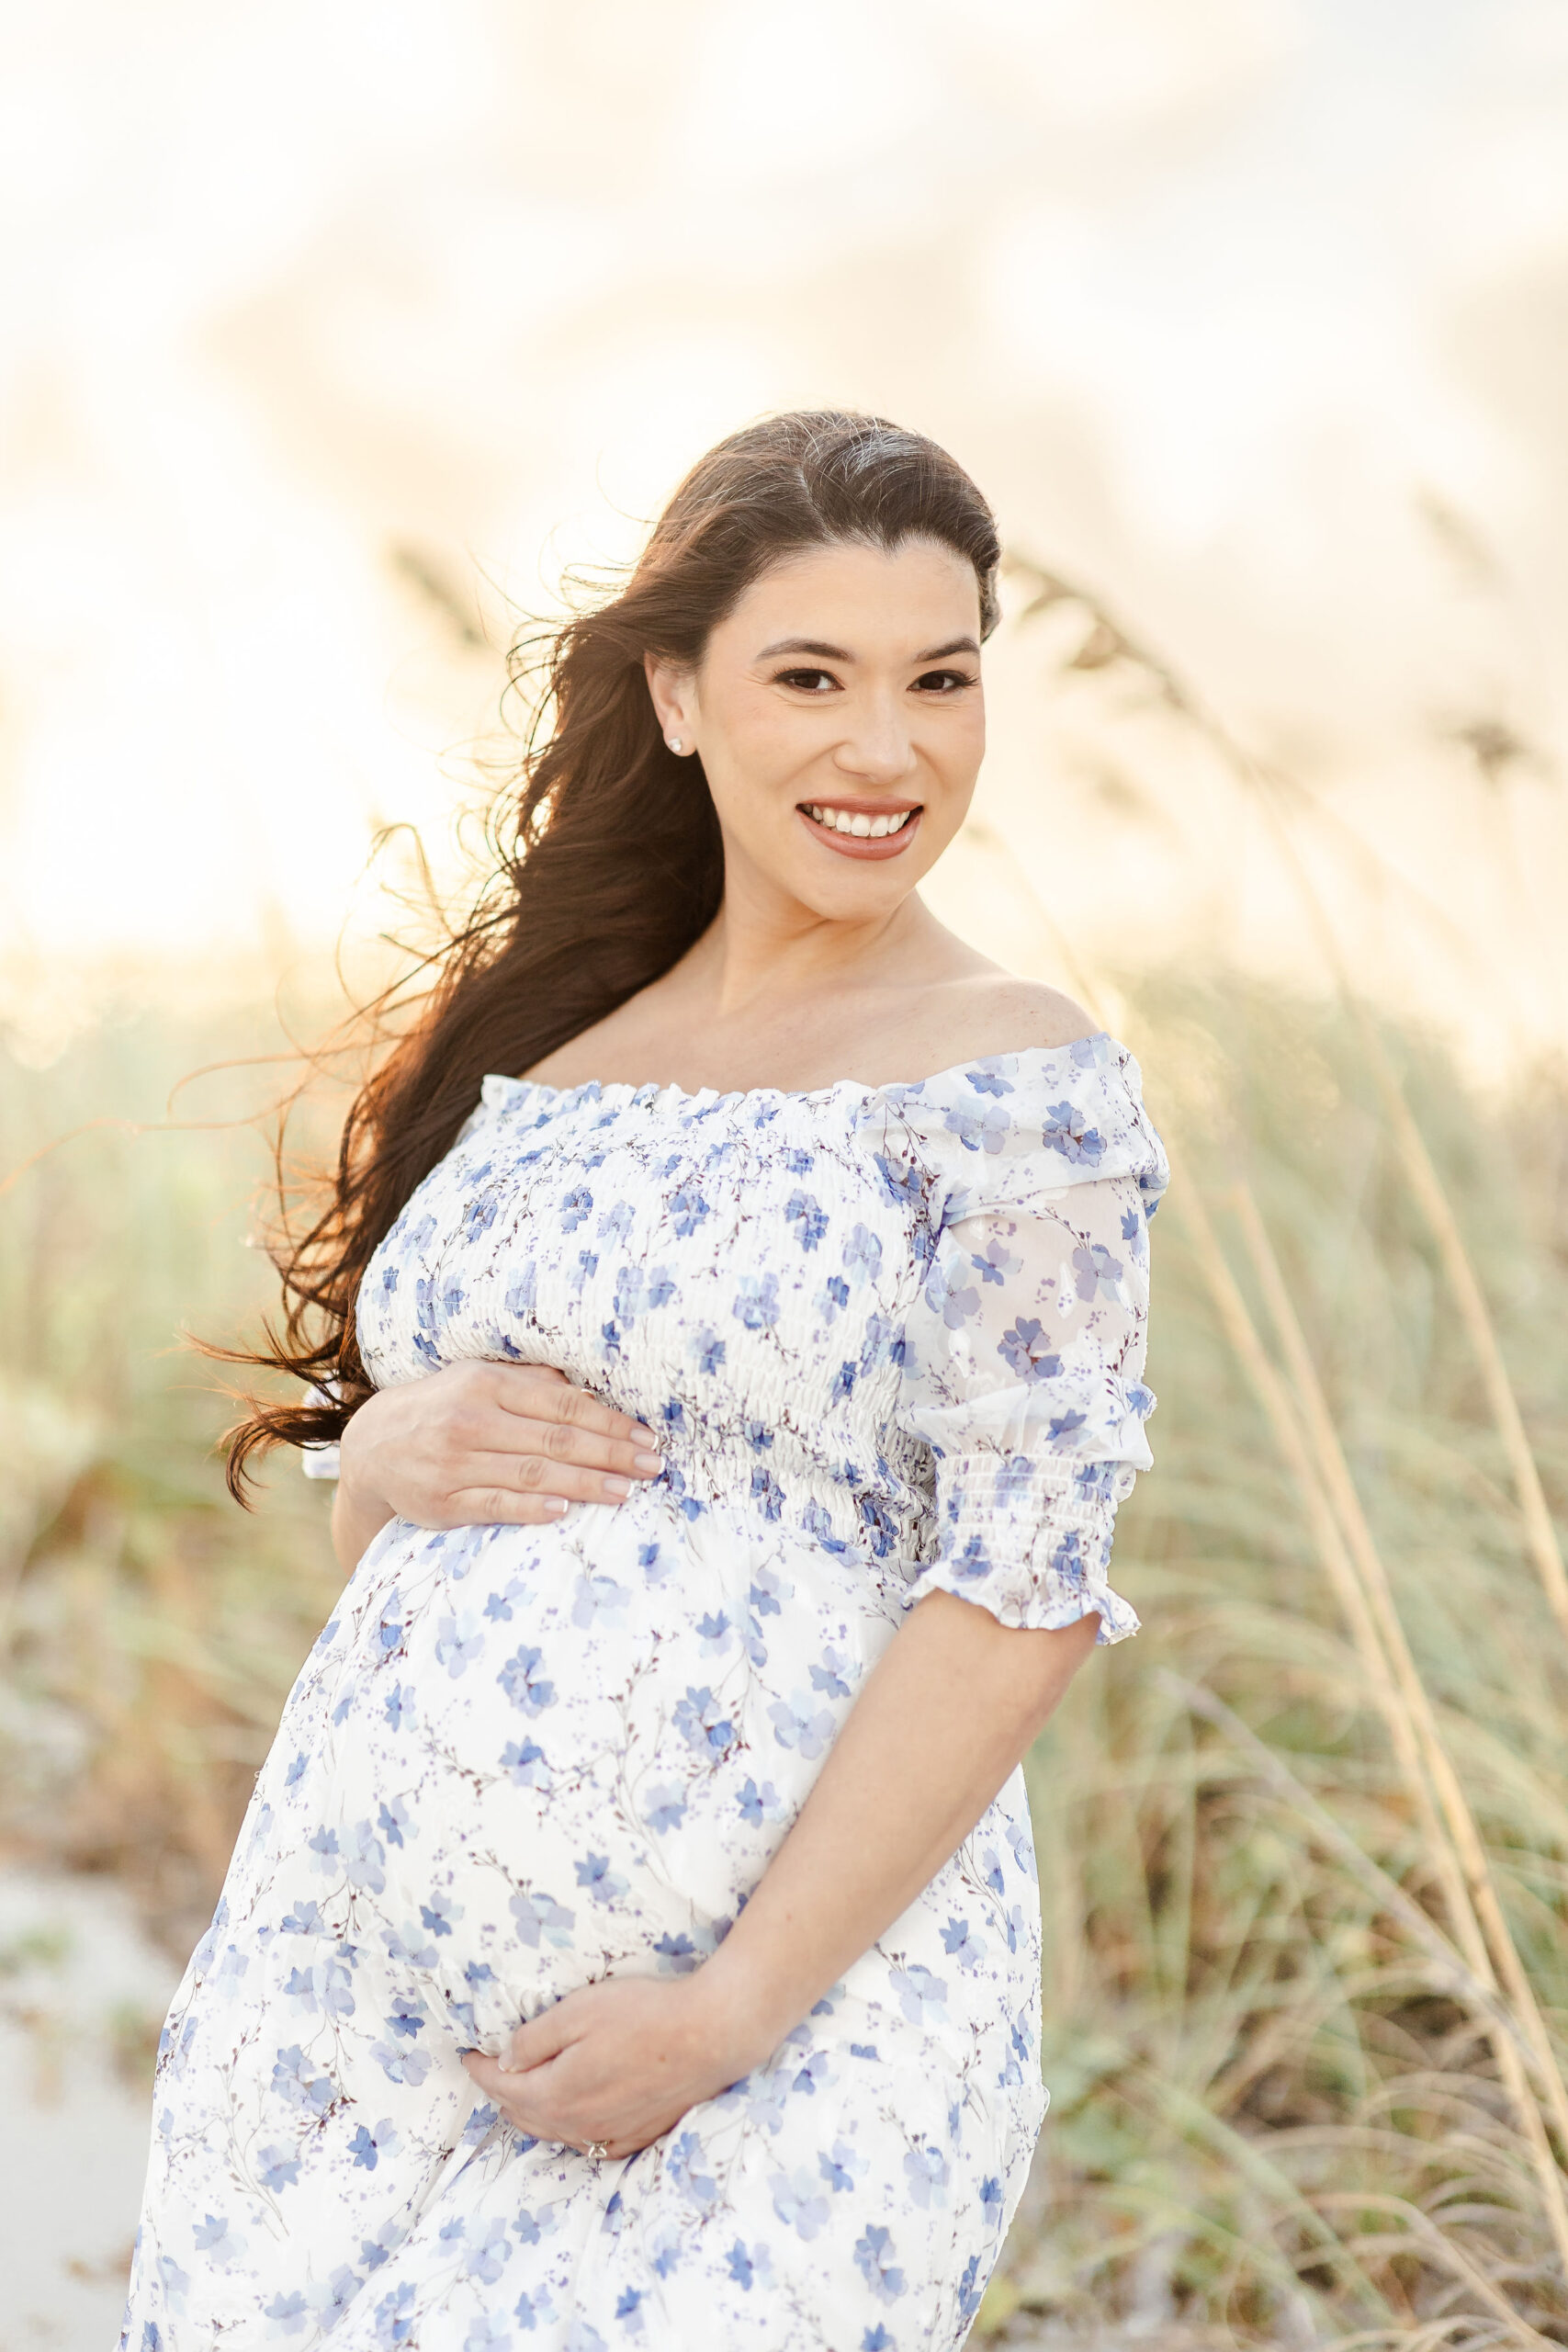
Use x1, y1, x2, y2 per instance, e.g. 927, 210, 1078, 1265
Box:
1001, 980, 1568, 2346
0, 999, 344, 1950
2, 975, 1564, 2346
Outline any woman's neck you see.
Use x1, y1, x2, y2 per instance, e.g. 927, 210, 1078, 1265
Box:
672, 887, 941, 1025
516, 876, 1004, 1097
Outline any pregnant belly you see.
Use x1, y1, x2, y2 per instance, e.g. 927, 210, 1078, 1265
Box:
284, 1486, 909, 2057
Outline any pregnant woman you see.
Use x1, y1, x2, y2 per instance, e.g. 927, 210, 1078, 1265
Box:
123, 412, 1166, 2350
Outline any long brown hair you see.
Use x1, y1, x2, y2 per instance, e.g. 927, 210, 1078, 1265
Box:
224, 410, 1001, 1495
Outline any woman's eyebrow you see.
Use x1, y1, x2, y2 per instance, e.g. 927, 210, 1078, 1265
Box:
755, 633, 981, 662
757, 636, 855, 661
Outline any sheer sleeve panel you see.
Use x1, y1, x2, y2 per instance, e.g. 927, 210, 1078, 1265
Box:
872, 1038, 1168, 1641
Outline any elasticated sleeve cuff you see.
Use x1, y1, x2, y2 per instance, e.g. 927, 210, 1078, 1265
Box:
916, 1452, 1141, 1643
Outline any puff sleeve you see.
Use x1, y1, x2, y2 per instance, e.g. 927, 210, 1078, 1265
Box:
877, 1036, 1168, 1642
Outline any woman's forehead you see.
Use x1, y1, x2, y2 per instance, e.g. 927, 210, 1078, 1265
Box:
720, 537, 983, 655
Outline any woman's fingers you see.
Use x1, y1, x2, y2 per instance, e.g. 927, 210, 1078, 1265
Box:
462, 2050, 547, 2130
455, 1444, 660, 1508
423, 1407, 659, 1485
490, 1365, 658, 1450
461, 2048, 614, 2153
423, 1469, 647, 1528
502, 1999, 579, 2073
455, 1374, 663, 1478
446, 1408, 662, 1490
509, 1414, 662, 1478
458, 1492, 572, 1526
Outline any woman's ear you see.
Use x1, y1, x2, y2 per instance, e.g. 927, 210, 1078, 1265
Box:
644, 653, 695, 752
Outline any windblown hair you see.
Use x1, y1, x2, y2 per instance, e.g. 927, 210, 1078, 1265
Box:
223, 410, 1001, 1496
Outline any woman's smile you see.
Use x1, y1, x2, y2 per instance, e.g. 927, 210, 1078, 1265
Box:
796, 796, 923, 858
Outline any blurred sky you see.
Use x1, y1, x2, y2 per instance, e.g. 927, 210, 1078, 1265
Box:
3, 0, 1566, 1051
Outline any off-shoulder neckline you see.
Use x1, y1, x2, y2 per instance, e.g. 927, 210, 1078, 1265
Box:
481, 1031, 1120, 1116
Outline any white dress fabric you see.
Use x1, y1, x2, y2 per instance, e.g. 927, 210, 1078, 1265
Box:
122, 1036, 1167, 2352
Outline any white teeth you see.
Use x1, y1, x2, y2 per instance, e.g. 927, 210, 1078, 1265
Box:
806, 805, 914, 837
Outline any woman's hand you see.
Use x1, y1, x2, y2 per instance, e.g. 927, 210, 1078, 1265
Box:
460, 1974, 758, 2161
332, 1363, 664, 1572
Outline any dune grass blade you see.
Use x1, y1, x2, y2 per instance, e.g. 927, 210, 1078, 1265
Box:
1225, 1182, 1568, 2168
1347, 1035, 1568, 1654
1312, 2198, 1562, 2352
1006, 553, 1568, 1658
1165, 1677, 1529, 2064
1229, 773, 1568, 1661
1164, 1171, 1568, 2278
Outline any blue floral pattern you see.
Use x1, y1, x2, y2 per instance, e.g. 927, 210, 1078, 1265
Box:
123, 1035, 1166, 2350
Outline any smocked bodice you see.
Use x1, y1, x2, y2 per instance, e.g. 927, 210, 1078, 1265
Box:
357, 1034, 1168, 1635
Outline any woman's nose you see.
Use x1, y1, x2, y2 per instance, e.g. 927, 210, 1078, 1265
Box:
832, 695, 918, 784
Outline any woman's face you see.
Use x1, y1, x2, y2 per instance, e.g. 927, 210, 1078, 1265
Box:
648, 536, 986, 923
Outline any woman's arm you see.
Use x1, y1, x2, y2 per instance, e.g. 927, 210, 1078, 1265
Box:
461, 1591, 1098, 2156
329, 1362, 666, 1577
700, 1591, 1097, 2052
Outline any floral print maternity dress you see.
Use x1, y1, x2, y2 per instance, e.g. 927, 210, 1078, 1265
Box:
123, 1035, 1167, 2352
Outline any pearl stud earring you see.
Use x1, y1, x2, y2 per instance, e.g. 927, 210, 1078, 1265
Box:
667, 737, 683, 753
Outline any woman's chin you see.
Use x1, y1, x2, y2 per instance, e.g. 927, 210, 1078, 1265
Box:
753, 812, 945, 914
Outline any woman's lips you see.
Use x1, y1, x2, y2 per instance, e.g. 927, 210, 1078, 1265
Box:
795, 803, 923, 862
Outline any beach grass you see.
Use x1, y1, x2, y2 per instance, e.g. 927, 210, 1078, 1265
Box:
994, 978, 1568, 2347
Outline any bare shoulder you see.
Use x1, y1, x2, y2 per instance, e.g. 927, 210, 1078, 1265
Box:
909, 973, 1101, 1073
970, 976, 1101, 1053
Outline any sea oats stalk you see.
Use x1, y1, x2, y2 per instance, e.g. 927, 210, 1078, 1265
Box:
1006, 552, 1568, 1655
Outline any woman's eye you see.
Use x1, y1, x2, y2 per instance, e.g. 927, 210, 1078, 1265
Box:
773, 667, 840, 694
912, 669, 975, 695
